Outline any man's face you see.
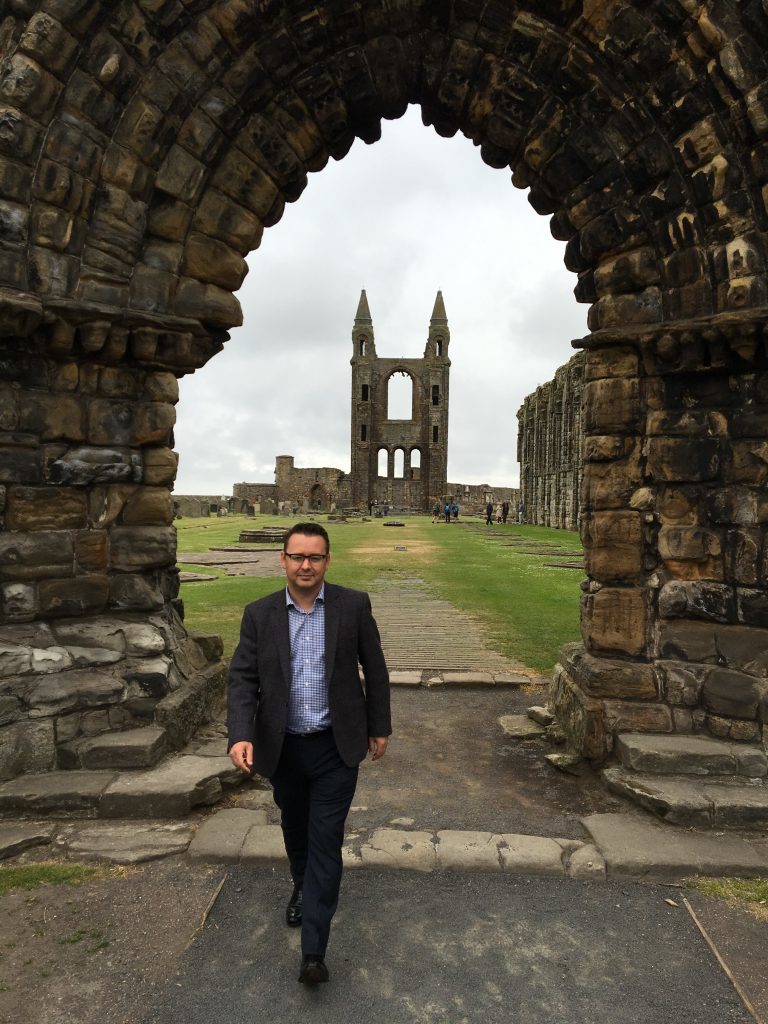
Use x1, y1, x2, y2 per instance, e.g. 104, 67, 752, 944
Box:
281, 532, 331, 598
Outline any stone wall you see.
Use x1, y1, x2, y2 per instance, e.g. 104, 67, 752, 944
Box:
446, 483, 521, 517
517, 354, 584, 531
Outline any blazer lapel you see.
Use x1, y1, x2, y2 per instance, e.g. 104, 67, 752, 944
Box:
324, 584, 340, 687
271, 594, 292, 695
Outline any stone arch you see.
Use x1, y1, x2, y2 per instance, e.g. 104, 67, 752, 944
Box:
1, 3, 768, 777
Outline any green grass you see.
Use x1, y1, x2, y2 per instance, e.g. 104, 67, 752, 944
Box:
176, 513, 583, 672
689, 876, 768, 918
0, 863, 113, 896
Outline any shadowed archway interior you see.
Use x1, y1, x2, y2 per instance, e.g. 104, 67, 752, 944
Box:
1, 1, 768, 779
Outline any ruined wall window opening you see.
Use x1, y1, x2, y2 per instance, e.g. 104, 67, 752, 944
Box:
393, 448, 405, 478
433, 425, 439, 443
435, 337, 443, 356
361, 384, 369, 401
410, 448, 421, 479
432, 384, 440, 406
360, 424, 367, 441
387, 370, 413, 420
377, 448, 388, 478
359, 337, 366, 357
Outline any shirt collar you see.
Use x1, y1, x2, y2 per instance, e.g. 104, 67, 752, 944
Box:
285, 583, 325, 611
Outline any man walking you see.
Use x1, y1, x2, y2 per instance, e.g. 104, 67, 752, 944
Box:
228, 523, 391, 985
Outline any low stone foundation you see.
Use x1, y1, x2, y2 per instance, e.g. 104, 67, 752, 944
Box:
0, 607, 225, 780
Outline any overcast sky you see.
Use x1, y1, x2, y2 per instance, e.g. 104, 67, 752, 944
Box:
174, 106, 588, 496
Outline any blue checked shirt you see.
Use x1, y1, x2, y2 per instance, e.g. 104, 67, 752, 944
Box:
285, 585, 331, 733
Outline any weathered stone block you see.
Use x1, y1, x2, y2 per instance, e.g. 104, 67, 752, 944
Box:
38, 575, 109, 617
583, 378, 641, 433
48, 446, 134, 485
581, 443, 643, 510
656, 620, 719, 663
74, 530, 108, 572
602, 700, 674, 734
727, 528, 760, 584
0, 445, 42, 484
1, 582, 36, 622
549, 658, 607, 763
583, 588, 647, 656
583, 510, 643, 581
0, 719, 56, 781
142, 446, 178, 485
703, 667, 764, 720
108, 574, 164, 611
109, 526, 176, 570
174, 277, 243, 328
155, 144, 206, 202
656, 660, 707, 707
736, 588, 768, 628
192, 189, 263, 251
0, 530, 73, 579
658, 525, 722, 562
584, 435, 634, 462
121, 486, 173, 525
646, 437, 720, 482
657, 487, 701, 525
26, 669, 124, 717
559, 642, 657, 699
124, 656, 172, 699
658, 580, 735, 623
6, 486, 87, 530
86, 399, 172, 446
17, 392, 85, 441
143, 373, 179, 403
182, 232, 248, 290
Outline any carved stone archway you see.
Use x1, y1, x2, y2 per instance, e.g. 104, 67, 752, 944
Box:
2, 2, 768, 778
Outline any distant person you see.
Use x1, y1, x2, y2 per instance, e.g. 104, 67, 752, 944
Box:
485, 501, 493, 525
432, 501, 440, 523
444, 502, 451, 524
518, 499, 525, 524
452, 502, 459, 522
501, 500, 509, 524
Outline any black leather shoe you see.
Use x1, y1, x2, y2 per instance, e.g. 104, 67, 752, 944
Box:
298, 955, 329, 984
286, 886, 303, 927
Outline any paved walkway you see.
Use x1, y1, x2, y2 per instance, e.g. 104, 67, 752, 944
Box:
370, 576, 527, 674
147, 868, 755, 1024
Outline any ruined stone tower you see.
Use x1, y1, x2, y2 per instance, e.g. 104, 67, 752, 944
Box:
350, 291, 450, 511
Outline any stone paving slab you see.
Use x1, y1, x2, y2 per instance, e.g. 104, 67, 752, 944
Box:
0, 771, 116, 817
582, 812, 768, 879
68, 726, 169, 770
442, 670, 494, 685
389, 670, 422, 686
0, 822, 54, 859
616, 733, 768, 778
498, 833, 568, 875
188, 807, 267, 863
604, 767, 768, 828
240, 823, 286, 863
435, 828, 501, 870
358, 828, 436, 871
100, 756, 241, 818
499, 714, 546, 738
54, 821, 194, 863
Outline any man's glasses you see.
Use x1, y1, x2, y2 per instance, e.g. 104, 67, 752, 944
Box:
284, 553, 327, 564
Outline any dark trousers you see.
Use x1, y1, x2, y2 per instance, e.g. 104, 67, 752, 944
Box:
270, 730, 358, 957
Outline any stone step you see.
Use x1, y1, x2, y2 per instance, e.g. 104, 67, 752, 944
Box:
0, 756, 243, 819
59, 726, 169, 770
615, 733, 768, 778
603, 766, 768, 829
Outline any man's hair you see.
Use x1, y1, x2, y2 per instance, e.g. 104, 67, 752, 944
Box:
283, 522, 330, 553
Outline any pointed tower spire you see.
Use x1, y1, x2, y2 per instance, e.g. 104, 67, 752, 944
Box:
352, 289, 375, 358
430, 289, 448, 325
354, 288, 372, 325
425, 290, 450, 358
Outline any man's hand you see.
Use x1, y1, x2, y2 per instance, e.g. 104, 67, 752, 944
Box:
368, 736, 388, 761
229, 741, 254, 773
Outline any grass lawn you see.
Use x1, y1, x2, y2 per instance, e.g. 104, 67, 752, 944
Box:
177, 513, 583, 673
0, 863, 116, 896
